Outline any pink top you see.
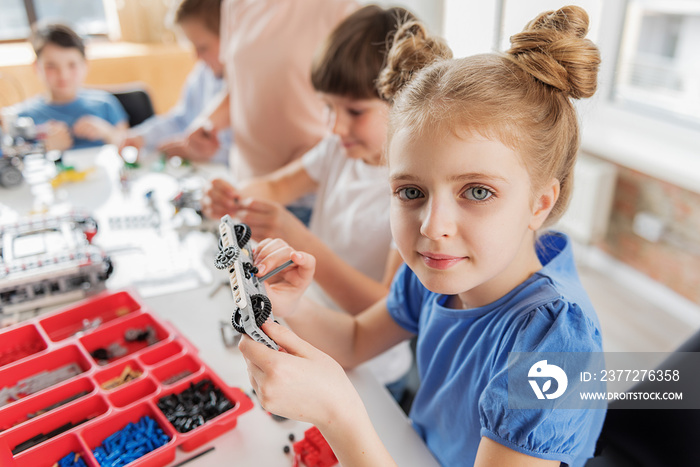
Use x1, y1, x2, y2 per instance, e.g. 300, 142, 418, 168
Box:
220, 0, 357, 181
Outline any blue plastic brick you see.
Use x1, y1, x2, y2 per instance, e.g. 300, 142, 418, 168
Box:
92, 415, 170, 466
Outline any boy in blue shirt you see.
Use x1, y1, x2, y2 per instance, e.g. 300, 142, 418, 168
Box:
15, 23, 128, 151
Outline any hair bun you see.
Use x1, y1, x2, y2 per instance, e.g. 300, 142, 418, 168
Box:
506, 5, 600, 99
377, 20, 452, 101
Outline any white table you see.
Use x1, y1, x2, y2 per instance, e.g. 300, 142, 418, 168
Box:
0, 145, 439, 466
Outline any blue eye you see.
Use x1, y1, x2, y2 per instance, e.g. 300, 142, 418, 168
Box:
397, 187, 424, 200
465, 186, 493, 201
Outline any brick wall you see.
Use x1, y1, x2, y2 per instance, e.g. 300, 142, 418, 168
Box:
595, 161, 700, 304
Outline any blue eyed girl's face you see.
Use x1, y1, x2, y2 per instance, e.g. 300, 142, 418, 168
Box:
388, 127, 548, 308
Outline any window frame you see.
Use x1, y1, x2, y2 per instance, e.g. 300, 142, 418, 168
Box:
0, 0, 112, 44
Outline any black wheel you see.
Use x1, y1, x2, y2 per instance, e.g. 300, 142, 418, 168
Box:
231, 308, 246, 334
100, 257, 114, 280
214, 246, 238, 270
234, 223, 251, 248
250, 294, 272, 327
0, 165, 23, 188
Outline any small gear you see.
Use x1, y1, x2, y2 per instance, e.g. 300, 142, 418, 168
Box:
234, 223, 252, 248
214, 246, 238, 270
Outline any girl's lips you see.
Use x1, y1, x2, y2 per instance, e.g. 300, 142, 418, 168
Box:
419, 252, 465, 270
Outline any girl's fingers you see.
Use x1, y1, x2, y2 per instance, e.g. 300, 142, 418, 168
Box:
211, 178, 239, 198
208, 188, 239, 211
260, 321, 316, 358
253, 238, 290, 263
255, 244, 294, 277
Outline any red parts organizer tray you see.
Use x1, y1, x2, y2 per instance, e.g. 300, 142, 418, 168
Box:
0, 290, 253, 466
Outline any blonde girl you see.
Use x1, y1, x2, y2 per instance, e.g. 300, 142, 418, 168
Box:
241, 6, 604, 467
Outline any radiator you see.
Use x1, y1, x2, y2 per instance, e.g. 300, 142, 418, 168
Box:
555, 153, 618, 245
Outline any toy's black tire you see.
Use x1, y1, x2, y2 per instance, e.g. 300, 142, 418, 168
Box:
231, 308, 246, 334
250, 294, 272, 327
235, 223, 251, 248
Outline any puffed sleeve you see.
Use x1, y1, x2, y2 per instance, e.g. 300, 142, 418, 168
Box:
385, 264, 427, 334
478, 299, 605, 466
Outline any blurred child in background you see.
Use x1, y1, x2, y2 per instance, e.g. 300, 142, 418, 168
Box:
16, 23, 127, 150
121, 0, 232, 164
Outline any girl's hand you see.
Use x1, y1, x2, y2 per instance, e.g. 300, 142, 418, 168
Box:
239, 321, 364, 427
253, 238, 315, 318
73, 115, 112, 141
237, 198, 306, 243
202, 178, 241, 219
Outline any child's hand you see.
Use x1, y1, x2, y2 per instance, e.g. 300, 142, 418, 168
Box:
120, 134, 144, 151
158, 137, 215, 163
73, 115, 112, 142
42, 120, 73, 151
239, 321, 364, 426
202, 178, 241, 219
236, 198, 306, 243
253, 238, 315, 318
186, 126, 219, 159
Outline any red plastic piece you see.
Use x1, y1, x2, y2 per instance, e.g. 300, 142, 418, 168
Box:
293, 426, 338, 467
0, 290, 254, 466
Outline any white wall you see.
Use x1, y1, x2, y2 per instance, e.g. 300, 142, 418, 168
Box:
362, 0, 444, 36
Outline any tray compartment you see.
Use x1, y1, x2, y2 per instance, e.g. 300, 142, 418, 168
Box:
0, 377, 95, 433
0, 344, 91, 408
94, 359, 144, 391
79, 313, 169, 366
155, 370, 253, 452
150, 354, 203, 386
138, 340, 185, 367
0, 394, 109, 457
80, 401, 176, 467
108, 377, 158, 409
0, 323, 48, 369
39, 291, 142, 342
13, 432, 97, 467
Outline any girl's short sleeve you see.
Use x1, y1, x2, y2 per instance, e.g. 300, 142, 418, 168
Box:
301, 137, 338, 182
478, 299, 606, 466
385, 264, 426, 334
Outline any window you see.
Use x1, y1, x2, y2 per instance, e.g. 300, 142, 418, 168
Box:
0, 0, 111, 41
442, 0, 700, 192
614, 1, 700, 128
0, 0, 31, 41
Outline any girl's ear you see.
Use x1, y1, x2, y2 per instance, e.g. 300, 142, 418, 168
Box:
529, 178, 560, 231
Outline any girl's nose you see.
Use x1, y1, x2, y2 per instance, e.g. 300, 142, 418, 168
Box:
419, 197, 457, 240
331, 111, 349, 137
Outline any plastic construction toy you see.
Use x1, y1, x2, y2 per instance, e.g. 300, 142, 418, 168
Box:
292, 426, 338, 467
0, 211, 113, 325
50, 167, 95, 189
170, 186, 203, 218
215, 215, 294, 351
0, 116, 45, 189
